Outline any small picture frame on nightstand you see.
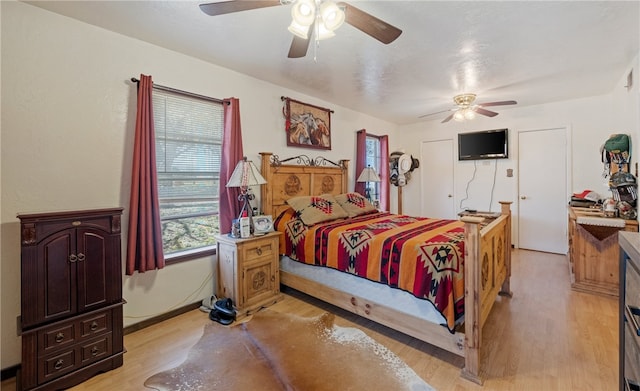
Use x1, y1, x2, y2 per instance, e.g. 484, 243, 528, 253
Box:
253, 215, 273, 235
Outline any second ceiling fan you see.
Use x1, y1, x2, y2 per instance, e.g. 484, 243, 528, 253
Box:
199, 0, 402, 58
420, 93, 518, 123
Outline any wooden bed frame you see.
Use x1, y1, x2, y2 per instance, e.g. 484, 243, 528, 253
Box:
259, 152, 512, 385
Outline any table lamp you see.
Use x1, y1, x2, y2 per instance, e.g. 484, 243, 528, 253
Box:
226, 157, 267, 234
357, 166, 381, 202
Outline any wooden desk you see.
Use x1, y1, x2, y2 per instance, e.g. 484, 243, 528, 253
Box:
568, 207, 638, 296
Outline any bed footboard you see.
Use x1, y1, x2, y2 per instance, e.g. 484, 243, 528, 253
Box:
461, 201, 512, 384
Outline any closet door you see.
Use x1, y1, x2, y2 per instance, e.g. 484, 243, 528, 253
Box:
420, 139, 455, 219
518, 127, 568, 253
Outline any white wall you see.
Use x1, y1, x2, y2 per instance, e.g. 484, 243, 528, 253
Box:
0, 2, 398, 369
396, 56, 639, 248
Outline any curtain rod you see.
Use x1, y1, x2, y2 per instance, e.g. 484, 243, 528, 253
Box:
130, 77, 226, 104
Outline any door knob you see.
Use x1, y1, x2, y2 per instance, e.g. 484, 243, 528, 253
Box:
447, 194, 453, 198
521, 196, 527, 200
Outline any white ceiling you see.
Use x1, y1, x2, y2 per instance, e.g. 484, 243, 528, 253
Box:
25, 0, 640, 125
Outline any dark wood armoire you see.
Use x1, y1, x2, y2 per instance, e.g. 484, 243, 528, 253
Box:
17, 208, 125, 390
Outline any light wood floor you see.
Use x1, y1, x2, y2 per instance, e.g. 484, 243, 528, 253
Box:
2, 249, 618, 390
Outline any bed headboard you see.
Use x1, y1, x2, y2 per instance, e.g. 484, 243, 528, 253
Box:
260, 152, 349, 218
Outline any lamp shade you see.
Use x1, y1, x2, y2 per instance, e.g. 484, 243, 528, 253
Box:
226, 157, 267, 188
357, 166, 381, 183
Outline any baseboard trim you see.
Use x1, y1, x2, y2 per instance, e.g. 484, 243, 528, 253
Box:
1, 301, 203, 382
1, 364, 19, 381
123, 301, 202, 335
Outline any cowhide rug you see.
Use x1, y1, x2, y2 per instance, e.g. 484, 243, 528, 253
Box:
144, 309, 436, 391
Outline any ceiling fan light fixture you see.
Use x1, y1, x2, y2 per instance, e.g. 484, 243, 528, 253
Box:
453, 110, 465, 122
464, 108, 476, 120
288, 20, 311, 39
320, 1, 345, 31
453, 93, 477, 107
291, 0, 315, 26
316, 21, 336, 40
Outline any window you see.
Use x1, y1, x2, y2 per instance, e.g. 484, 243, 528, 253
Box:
153, 88, 223, 261
365, 135, 382, 201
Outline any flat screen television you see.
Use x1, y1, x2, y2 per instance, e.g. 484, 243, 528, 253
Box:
458, 128, 508, 160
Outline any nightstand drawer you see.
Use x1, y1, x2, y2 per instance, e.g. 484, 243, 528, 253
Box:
242, 236, 278, 261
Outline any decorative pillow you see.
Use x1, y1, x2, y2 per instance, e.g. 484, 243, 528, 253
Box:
334, 192, 378, 217
286, 194, 348, 226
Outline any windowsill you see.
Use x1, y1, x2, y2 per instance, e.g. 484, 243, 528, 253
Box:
165, 245, 216, 266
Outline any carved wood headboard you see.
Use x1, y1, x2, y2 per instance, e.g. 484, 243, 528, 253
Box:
259, 152, 349, 218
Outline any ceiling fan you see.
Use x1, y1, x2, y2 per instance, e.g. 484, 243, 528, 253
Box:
199, 0, 402, 58
419, 93, 518, 123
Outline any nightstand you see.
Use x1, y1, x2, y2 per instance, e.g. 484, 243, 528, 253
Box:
215, 231, 283, 317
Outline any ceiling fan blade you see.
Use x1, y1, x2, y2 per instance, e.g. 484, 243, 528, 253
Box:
474, 107, 499, 117
477, 100, 517, 107
199, 1, 282, 16
338, 2, 402, 44
288, 34, 311, 58
441, 113, 455, 123
418, 108, 455, 119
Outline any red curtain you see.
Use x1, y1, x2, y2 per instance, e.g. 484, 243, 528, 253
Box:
126, 74, 164, 275
355, 129, 390, 211
219, 98, 244, 235
379, 135, 390, 212
355, 129, 367, 196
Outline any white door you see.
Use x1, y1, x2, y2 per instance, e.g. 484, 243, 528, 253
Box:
518, 127, 568, 254
421, 139, 455, 219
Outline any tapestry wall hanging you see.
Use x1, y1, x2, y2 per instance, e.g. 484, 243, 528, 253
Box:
282, 96, 332, 150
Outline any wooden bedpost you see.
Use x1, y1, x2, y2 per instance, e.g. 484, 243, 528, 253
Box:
460, 215, 484, 385
499, 201, 513, 297
260, 152, 274, 217
340, 159, 349, 192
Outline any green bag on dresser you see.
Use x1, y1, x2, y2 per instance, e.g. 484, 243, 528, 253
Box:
604, 133, 630, 163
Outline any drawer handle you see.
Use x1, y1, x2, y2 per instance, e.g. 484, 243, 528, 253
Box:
91, 346, 99, 356
54, 359, 64, 370
77, 253, 85, 262
90, 321, 99, 331
69, 254, 77, 263
625, 305, 640, 336
256, 247, 263, 256
55, 332, 65, 343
